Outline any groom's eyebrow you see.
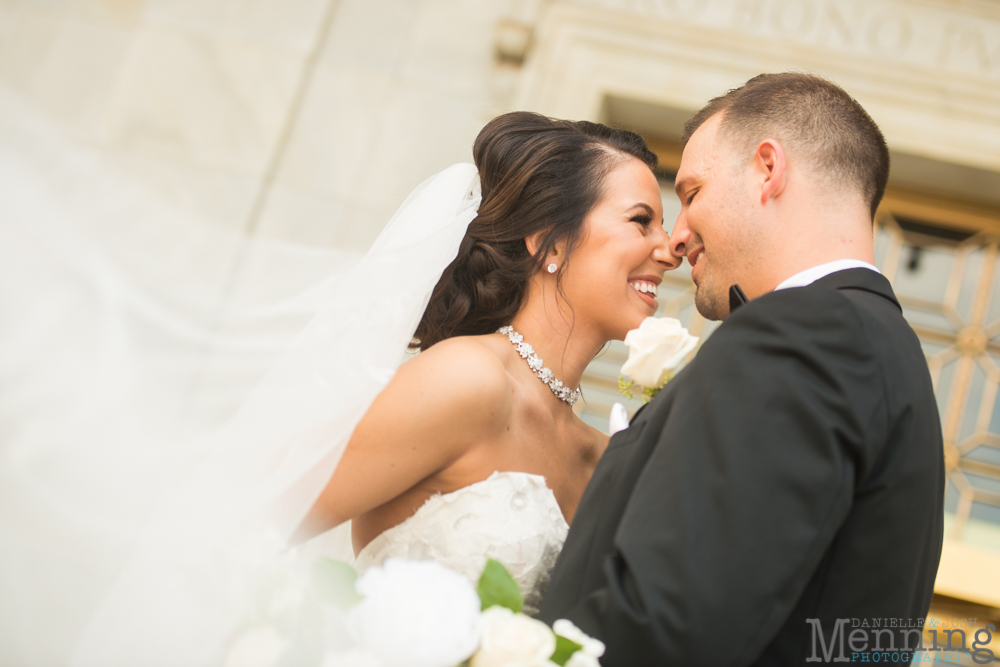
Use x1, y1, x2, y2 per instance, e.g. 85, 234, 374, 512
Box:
674, 178, 688, 197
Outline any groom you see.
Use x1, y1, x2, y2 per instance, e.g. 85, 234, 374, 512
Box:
539, 73, 944, 665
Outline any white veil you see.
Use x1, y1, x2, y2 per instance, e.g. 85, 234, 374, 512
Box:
0, 88, 481, 666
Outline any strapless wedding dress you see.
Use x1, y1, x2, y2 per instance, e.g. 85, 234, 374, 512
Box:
348, 471, 569, 615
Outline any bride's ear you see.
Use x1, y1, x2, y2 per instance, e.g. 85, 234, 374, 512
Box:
524, 231, 544, 258
524, 232, 562, 269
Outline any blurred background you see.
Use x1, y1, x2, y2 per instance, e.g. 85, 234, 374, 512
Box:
1, 0, 999, 661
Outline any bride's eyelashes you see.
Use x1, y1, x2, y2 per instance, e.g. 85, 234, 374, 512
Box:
630, 213, 653, 226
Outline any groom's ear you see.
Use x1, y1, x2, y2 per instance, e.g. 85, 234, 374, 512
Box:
754, 138, 787, 205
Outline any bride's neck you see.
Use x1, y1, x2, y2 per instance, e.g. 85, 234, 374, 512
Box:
508, 303, 604, 393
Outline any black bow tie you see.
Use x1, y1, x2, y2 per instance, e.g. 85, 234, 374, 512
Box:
729, 285, 749, 313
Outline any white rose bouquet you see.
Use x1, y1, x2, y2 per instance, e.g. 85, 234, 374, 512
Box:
225, 556, 603, 667
618, 316, 699, 403
346, 559, 482, 667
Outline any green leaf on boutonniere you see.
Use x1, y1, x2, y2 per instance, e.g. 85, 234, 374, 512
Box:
310, 557, 361, 608
550, 634, 585, 666
476, 559, 522, 613
618, 374, 672, 404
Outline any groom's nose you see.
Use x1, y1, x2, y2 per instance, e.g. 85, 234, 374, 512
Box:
669, 214, 690, 259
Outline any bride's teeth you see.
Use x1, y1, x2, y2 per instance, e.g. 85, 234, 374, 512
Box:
630, 281, 658, 297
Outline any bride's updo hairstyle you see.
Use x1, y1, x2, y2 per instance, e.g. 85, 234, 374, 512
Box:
412, 111, 657, 350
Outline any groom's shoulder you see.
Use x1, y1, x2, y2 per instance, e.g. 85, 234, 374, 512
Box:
721, 270, 900, 341
709, 281, 865, 351
689, 277, 895, 388
699, 270, 918, 385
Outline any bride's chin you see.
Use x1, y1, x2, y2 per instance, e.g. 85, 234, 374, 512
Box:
617, 315, 647, 338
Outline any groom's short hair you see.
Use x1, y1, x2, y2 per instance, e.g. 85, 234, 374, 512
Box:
683, 72, 890, 219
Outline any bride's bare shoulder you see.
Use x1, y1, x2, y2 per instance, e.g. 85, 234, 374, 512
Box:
390, 334, 513, 425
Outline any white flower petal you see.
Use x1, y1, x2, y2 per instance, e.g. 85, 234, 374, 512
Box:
224, 626, 286, 667
322, 649, 384, 667
349, 559, 481, 667
565, 652, 601, 667
553, 619, 605, 658
620, 317, 698, 388
471, 606, 557, 667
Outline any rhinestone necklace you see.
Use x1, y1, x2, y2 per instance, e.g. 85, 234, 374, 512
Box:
497, 326, 581, 406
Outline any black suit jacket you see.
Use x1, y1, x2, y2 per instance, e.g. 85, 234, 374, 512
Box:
539, 269, 944, 666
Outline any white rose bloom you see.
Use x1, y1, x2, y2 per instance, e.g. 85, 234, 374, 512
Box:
565, 653, 601, 667
553, 619, 605, 660
620, 317, 699, 388
471, 606, 557, 667
349, 558, 481, 667
223, 626, 286, 667
322, 648, 384, 667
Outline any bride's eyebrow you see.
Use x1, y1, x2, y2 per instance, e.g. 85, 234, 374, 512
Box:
627, 203, 655, 216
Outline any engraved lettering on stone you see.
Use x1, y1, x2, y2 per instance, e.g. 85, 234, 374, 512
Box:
732, 0, 767, 29
865, 9, 913, 57
821, 3, 862, 46
938, 21, 1000, 74
577, 0, 1000, 80
770, 0, 817, 36
657, 0, 704, 13
626, 0, 703, 15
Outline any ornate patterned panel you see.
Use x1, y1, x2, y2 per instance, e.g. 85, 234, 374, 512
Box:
875, 212, 1000, 538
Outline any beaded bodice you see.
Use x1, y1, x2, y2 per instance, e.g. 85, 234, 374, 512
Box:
354, 471, 569, 616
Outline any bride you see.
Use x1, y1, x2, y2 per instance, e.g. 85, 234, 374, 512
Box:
0, 100, 675, 665
296, 111, 678, 612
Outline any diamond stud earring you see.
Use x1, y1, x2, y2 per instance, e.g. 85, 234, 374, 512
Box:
546, 263, 558, 274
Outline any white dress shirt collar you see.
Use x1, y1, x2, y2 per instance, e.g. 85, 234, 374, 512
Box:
773, 259, 880, 291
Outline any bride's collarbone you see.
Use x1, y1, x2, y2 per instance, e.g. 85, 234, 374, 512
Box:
417, 417, 599, 511
486, 414, 598, 476
512, 402, 605, 463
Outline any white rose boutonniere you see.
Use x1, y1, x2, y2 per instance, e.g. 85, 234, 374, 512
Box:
619, 317, 698, 403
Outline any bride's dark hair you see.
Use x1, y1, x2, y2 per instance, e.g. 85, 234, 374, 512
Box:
411, 111, 657, 351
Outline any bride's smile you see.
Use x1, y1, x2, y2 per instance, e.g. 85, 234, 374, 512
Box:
628, 276, 661, 307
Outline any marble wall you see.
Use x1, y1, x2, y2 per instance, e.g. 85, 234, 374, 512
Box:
0, 0, 521, 252
3, 0, 997, 253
